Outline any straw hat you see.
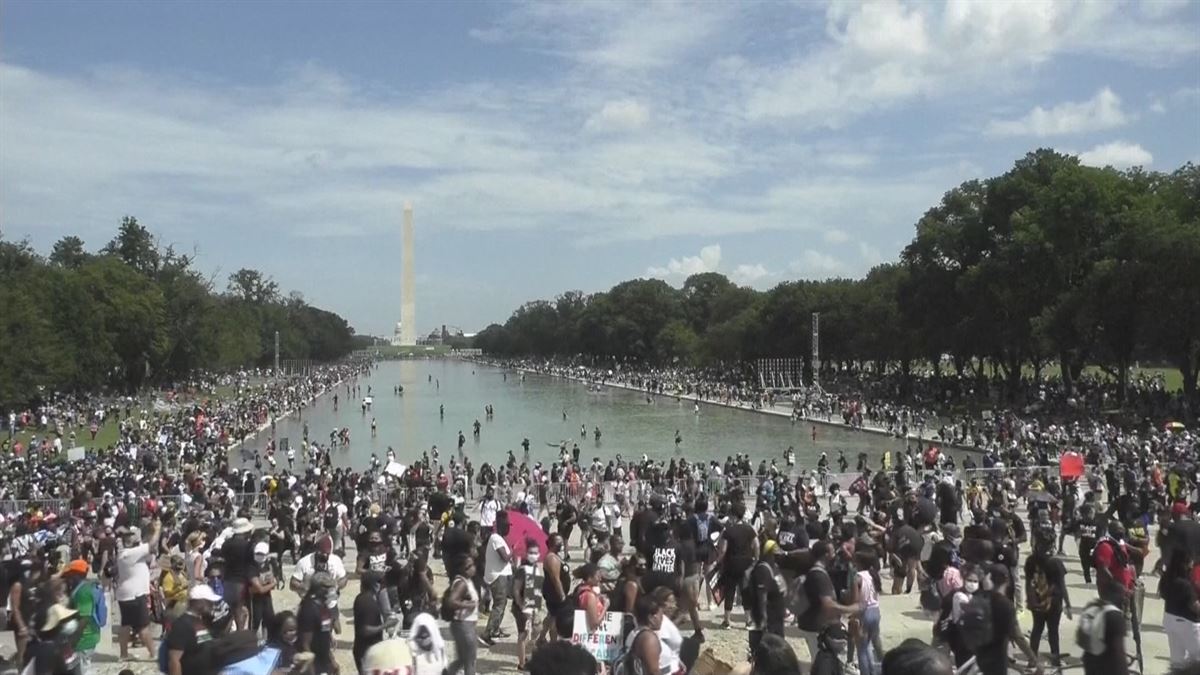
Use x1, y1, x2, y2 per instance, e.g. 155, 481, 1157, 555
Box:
41, 604, 79, 633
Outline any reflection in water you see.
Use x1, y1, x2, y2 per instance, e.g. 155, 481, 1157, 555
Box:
269, 360, 948, 471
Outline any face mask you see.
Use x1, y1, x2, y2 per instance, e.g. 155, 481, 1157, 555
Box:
964, 581, 979, 594
254, 555, 267, 565
61, 619, 79, 635
526, 552, 540, 564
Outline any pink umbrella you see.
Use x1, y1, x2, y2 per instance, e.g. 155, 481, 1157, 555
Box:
505, 509, 548, 559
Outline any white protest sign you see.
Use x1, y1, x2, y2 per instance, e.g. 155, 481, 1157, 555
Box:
571, 610, 624, 662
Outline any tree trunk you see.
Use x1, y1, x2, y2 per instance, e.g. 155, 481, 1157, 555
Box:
1059, 351, 1075, 397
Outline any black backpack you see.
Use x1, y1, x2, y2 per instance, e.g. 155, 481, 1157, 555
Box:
959, 593, 994, 651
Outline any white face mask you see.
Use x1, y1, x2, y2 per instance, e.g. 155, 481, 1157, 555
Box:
62, 619, 79, 635
526, 552, 540, 564
964, 581, 979, 594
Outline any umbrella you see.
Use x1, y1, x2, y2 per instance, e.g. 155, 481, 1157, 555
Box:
505, 509, 547, 559
1026, 490, 1057, 504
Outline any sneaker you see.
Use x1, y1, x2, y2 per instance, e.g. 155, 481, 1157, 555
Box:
495, 630, 512, 639
478, 634, 496, 647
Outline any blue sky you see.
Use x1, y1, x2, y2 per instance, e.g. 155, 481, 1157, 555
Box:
2, 1, 1198, 336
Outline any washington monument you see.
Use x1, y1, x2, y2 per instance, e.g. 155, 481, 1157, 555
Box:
400, 201, 416, 346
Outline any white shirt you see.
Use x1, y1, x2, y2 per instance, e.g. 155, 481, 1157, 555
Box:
291, 552, 347, 607
480, 499, 499, 527
115, 543, 152, 602
483, 532, 512, 584
625, 617, 683, 674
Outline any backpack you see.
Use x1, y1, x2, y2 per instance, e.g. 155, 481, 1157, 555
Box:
90, 582, 108, 629
958, 593, 994, 651
440, 576, 464, 622
323, 506, 340, 531
613, 628, 652, 675
793, 565, 829, 626
693, 514, 711, 548
1076, 601, 1119, 656
740, 562, 771, 615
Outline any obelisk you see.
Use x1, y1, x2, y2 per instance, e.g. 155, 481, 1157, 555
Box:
400, 201, 416, 346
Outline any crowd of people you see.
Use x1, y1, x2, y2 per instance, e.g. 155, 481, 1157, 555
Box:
0, 355, 1197, 675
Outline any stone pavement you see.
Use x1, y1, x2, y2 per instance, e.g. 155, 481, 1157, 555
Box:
0, 524, 1171, 675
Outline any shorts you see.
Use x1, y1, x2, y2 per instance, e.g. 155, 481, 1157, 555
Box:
224, 579, 246, 609
514, 609, 539, 634
118, 597, 149, 630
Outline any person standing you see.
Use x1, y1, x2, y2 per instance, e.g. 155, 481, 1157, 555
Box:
482, 512, 513, 645
708, 501, 756, 629
116, 521, 160, 661
165, 585, 221, 675
851, 549, 883, 675
1024, 530, 1072, 668
1159, 549, 1200, 668
480, 488, 500, 541
512, 539, 545, 670
297, 572, 339, 675
973, 565, 1043, 675
1077, 504, 1099, 585
353, 571, 389, 673
796, 541, 861, 663
446, 555, 480, 675
748, 541, 787, 655
63, 560, 101, 675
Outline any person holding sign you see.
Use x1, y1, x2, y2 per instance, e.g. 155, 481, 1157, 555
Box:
575, 563, 608, 633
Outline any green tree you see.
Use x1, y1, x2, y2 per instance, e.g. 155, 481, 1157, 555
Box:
49, 236, 89, 269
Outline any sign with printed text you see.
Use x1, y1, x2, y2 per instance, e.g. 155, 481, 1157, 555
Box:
571, 610, 624, 662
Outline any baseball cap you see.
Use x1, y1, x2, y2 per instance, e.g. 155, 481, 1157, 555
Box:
189, 585, 222, 603
61, 560, 89, 576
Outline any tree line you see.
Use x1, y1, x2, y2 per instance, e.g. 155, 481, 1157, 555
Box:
475, 150, 1200, 412
0, 217, 357, 407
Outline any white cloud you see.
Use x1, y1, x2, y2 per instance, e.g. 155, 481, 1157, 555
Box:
1078, 141, 1154, 168
584, 99, 650, 133
470, 2, 731, 70
731, 263, 770, 286
986, 88, 1128, 136
647, 245, 722, 280
789, 250, 846, 279
736, 2, 1198, 129
823, 229, 850, 245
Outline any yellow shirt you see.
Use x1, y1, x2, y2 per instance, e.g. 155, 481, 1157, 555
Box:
161, 570, 189, 607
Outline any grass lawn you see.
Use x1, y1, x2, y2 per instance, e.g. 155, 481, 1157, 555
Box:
974, 362, 1185, 392
5, 416, 122, 453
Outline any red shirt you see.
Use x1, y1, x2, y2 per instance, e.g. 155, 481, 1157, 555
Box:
1093, 539, 1133, 589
